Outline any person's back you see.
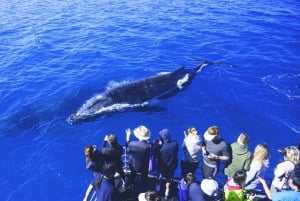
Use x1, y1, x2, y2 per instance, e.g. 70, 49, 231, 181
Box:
188, 182, 205, 201
127, 140, 151, 172
102, 134, 125, 180
181, 127, 202, 177
157, 130, 178, 171
154, 129, 178, 198
271, 146, 300, 192
83, 163, 117, 201
245, 143, 269, 190
224, 170, 254, 201
184, 173, 205, 201
126, 125, 151, 192
202, 126, 230, 179
259, 168, 300, 201
94, 175, 115, 201
224, 133, 252, 177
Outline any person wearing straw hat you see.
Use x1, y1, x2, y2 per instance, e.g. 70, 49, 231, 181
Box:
126, 125, 152, 192
201, 125, 230, 179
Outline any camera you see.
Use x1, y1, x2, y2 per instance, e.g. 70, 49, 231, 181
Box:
278, 145, 300, 156
278, 147, 287, 156
243, 191, 255, 199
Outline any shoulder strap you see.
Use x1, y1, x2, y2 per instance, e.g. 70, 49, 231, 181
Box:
96, 175, 104, 189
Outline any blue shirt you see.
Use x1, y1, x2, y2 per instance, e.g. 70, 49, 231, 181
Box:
188, 183, 206, 201
126, 140, 151, 172
203, 138, 230, 168
272, 190, 300, 201
92, 173, 115, 201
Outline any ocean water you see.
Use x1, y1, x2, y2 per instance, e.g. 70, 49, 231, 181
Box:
0, 0, 300, 200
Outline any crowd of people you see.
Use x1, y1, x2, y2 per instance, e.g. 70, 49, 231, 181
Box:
82, 125, 300, 201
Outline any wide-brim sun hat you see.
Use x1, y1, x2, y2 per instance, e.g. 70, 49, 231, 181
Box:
201, 178, 219, 196
133, 125, 151, 141
204, 126, 218, 141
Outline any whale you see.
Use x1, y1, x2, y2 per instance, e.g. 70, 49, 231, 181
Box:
67, 61, 213, 124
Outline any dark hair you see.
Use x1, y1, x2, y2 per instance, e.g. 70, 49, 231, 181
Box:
84, 145, 93, 158
95, 164, 116, 189
233, 170, 247, 186
184, 172, 196, 186
102, 163, 116, 178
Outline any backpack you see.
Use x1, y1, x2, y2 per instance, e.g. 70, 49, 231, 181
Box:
177, 178, 188, 201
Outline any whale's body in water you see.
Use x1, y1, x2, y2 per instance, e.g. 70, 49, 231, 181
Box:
67, 61, 212, 124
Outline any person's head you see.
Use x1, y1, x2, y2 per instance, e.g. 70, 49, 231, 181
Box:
186, 127, 200, 140
159, 129, 171, 143
133, 125, 151, 141
102, 163, 116, 179
204, 125, 219, 141
184, 172, 196, 186
95, 163, 116, 189
285, 146, 300, 165
237, 133, 249, 145
84, 145, 93, 159
253, 143, 269, 164
138, 191, 161, 201
187, 127, 198, 135
200, 179, 219, 197
232, 170, 247, 186
107, 134, 118, 146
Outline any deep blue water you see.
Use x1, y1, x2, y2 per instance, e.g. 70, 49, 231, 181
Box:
1, 0, 300, 200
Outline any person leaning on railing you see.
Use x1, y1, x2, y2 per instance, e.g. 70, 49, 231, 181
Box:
259, 169, 300, 201
270, 146, 300, 192
201, 125, 231, 179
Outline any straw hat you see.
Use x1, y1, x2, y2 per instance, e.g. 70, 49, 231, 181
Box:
133, 125, 151, 141
204, 126, 218, 141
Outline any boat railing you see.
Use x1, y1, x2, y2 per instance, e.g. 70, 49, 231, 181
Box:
87, 147, 272, 201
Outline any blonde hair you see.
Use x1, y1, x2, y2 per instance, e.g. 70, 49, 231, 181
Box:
286, 146, 300, 165
187, 127, 198, 135
252, 143, 269, 164
186, 127, 200, 141
237, 133, 249, 145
